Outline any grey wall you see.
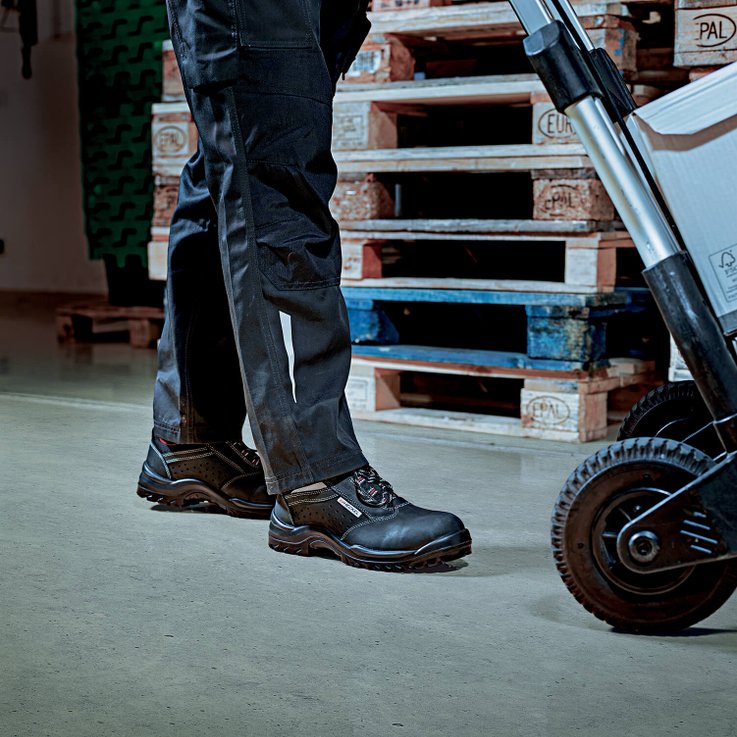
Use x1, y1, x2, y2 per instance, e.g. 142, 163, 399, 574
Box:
0, 0, 106, 294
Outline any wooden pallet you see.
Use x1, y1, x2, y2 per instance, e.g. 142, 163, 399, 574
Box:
56, 301, 164, 348
347, 347, 656, 441
340, 222, 632, 293
332, 74, 660, 150
344, 286, 655, 367
350, 3, 637, 80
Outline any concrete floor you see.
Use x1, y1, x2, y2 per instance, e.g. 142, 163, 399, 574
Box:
2, 294, 737, 737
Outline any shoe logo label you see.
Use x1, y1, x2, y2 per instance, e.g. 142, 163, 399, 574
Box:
337, 496, 362, 518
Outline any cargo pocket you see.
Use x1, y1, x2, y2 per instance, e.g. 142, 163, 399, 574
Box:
235, 0, 315, 49
249, 161, 342, 290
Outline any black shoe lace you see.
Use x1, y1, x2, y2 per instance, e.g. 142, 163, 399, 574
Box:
353, 466, 396, 507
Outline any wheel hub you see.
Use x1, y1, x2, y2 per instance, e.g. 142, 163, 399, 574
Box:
627, 530, 661, 564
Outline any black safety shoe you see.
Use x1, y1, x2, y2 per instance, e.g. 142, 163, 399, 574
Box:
137, 436, 274, 518
268, 466, 472, 571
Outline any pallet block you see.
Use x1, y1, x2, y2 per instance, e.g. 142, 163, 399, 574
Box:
688, 65, 721, 81
342, 240, 385, 279
332, 102, 398, 151
532, 92, 577, 145
373, 0, 450, 11
344, 35, 415, 84
153, 174, 180, 228
330, 174, 395, 222
347, 351, 655, 441
162, 39, 184, 101
148, 226, 169, 282
532, 169, 615, 222
56, 301, 164, 349
669, 335, 693, 382
675, 0, 737, 67
152, 102, 197, 177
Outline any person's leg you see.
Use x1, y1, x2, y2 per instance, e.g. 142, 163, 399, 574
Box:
153, 141, 245, 443
139, 140, 273, 517
167, 0, 371, 495
139, 1, 372, 514
154, 0, 471, 567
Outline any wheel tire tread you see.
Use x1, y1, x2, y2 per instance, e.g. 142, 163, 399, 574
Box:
551, 437, 737, 634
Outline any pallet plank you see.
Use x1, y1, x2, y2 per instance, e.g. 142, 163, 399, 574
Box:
333, 143, 590, 173
341, 285, 630, 306
336, 73, 545, 106
366, 3, 630, 40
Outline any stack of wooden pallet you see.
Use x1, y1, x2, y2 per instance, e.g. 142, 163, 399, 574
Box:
148, 0, 691, 440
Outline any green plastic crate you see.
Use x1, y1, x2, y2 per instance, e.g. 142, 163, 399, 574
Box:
75, 0, 169, 268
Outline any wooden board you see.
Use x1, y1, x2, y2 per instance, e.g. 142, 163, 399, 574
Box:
341, 285, 631, 306
336, 73, 545, 106
334, 143, 590, 173
338, 218, 624, 237
342, 275, 608, 294
366, 3, 630, 41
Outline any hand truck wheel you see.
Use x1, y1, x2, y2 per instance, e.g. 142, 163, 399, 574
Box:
617, 381, 722, 456
552, 437, 737, 634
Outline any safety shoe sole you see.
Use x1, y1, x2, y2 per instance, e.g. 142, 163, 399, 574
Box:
137, 465, 274, 519
268, 515, 472, 571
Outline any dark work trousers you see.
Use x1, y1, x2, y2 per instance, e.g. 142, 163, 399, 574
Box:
153, 0, 372, 494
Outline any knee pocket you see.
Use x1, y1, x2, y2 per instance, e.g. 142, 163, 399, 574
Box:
250, 161, 342, 290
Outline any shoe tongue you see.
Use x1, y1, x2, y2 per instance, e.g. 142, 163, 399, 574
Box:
354, 468, 393, 507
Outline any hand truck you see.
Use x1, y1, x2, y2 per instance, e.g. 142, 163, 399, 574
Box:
508, 0, 737, 632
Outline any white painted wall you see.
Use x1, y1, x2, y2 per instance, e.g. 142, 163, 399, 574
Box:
0, 0, 106, 294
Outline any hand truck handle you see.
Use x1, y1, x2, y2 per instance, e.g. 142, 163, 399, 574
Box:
507, 0, 681, 268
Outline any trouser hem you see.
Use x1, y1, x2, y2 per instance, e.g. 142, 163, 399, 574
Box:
265, 450, 368, 496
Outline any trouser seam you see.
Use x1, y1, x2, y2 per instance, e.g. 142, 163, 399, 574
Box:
223, 85, 313, 474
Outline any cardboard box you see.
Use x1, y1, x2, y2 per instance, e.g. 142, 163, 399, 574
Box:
627, 61, 737, 333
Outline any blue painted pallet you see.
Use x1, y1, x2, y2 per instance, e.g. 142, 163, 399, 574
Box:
351, 344, 601, 373
344, 288, 653, 365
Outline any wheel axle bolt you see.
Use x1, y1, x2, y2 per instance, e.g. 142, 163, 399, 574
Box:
628, 531, 661, 564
